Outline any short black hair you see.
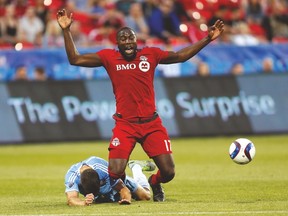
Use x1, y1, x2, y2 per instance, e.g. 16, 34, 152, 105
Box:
116, 27, 135, 39
80, 169, 100, 196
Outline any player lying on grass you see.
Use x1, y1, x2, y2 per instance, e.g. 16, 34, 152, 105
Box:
64, 156, 156, 206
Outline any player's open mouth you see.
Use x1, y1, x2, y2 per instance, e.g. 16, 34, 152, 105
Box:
125, 46, 134, 55
125, 49, 133, 55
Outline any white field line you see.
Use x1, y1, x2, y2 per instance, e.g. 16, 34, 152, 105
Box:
3, 210, 288, 216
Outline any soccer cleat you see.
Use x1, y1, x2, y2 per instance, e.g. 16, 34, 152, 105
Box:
148, 176, 165, 202
128, 160, 156, 172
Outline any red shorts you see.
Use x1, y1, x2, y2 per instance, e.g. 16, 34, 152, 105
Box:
108, 115, 172, 159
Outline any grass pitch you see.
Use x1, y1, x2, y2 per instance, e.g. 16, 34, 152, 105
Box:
0, 135, 288, 216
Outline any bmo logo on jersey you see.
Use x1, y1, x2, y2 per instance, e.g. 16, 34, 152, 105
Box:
116, 56, 150, 72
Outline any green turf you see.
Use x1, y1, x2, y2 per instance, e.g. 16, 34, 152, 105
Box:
0, 135, 288, 216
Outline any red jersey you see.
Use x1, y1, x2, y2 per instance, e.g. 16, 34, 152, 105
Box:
97, 47, 169, 119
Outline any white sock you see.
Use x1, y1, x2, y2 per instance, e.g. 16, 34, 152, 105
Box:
130, 164, 150, 190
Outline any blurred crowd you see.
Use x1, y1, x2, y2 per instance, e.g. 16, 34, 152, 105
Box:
0, 0, 287, 50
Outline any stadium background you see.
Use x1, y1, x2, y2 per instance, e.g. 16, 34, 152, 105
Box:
0, 0, 288, 144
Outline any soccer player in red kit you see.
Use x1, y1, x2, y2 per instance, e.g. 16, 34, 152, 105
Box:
57, 9, 224, 204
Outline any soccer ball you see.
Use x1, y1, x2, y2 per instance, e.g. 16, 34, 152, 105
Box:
229, 138, 256, 165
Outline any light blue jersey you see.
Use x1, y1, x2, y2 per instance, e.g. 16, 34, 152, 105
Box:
64, 156, 138, 202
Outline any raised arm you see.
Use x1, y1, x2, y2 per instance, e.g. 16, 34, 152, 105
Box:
57, 9, 103, 67
160, 19, 224, 64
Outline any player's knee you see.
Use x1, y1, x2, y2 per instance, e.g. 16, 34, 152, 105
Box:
162, 168, 175, 183
165, 170, 175, 182
108, 158, 127, 175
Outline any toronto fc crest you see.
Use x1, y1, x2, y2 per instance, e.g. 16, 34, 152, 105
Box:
111, 137, 120, 146
139, 56, 150, 72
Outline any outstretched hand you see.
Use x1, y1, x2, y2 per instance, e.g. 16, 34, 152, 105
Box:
57, 9, 73, 30
118, 186, 131, 205
208, 19, 225, 41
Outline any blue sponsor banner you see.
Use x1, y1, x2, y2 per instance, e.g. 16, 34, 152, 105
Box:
1, 74, 288, 144
236, 74, 288, 133
84, 80, 115, 139
6, 81, 101, 142
161, 76, 253, 136
0, 83, 23, 143
154, 78, 180, 137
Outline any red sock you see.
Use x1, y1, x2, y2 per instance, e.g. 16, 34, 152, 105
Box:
108, 170, 125, 188
150, 170, 163, 185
